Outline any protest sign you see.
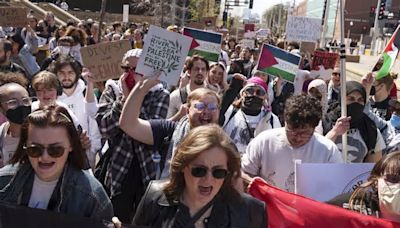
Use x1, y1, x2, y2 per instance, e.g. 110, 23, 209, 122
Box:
80, 40, 131, 82
256, 28, 270, 38
286, 16, 322, 43
183, 27, 222, 62
244, 23, 255, 32
0, 7, 27, 28
136, 25, 192, 86
241, 39, 255, 49
295, 163, 374, 202
309, 51, 339, 80
257, 43, 301, 83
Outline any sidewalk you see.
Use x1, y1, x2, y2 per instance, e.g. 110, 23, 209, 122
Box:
346, 55, 400, 90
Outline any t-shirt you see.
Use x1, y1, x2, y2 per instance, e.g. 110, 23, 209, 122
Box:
242, 127, 343, 192
166, 85, 192, 118
28, 175, 58, 209
0, 122, 19, 168
370, 97, 391, 121
335, 128, 386, 163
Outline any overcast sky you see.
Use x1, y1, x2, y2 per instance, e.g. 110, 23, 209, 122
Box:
230, 0, 295, 17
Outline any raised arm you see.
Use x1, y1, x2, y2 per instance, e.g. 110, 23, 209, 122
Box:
119, 73, 161, 145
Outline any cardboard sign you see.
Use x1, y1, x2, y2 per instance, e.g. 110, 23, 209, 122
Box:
257, 43, 301, 83
80, 40, 131, 82
241, 39, 255, 49
295, 163, 374, 202
286, 16, 322, 43
183, 27, 222, 62
136, 25, 191, 86
0, 7, 27, 28
309, 51, 339, 80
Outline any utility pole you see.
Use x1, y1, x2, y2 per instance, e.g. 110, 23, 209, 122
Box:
172, 0, 176, 25
278, 4, 282, 35
98, 0, 107, 43
160, 0, 164, 27
320, 0, 330, 48
371, 0, 382, 56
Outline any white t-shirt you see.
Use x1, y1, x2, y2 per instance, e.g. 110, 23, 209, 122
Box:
242, 127, 343, 192
0, 122, 19, 167
167, 85, 192, 118
28, 175, 58, 209
335, 128, 386, 163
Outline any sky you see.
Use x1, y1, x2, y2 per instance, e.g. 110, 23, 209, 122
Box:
230, 0, 294, 18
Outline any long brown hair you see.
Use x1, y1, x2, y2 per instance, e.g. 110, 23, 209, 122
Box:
163, 124, 241, 202
10, 105, 86, 169
349, 151, 400, 212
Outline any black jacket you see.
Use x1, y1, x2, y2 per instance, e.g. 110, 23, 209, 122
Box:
133, 180, 267, 228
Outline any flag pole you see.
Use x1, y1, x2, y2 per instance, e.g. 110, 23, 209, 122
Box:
339, 0, 348, 163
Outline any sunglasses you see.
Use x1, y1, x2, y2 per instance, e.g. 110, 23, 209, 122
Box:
191, 166, 229, 179
193, 102, 218, 112
23, 144, 66, 158
120, 65, 135, 73
244, 87, 266, 97
384, 174, 400, 184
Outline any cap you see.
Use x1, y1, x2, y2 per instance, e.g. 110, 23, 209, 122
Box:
122, 49, 142, 62
245, 76, 268, 92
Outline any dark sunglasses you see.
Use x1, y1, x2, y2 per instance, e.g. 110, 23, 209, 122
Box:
244, 86, 266, 96
191, 166, 229, 179
23, 144, 66, 158
120, 65, 135, 73
384, 174, 400, 184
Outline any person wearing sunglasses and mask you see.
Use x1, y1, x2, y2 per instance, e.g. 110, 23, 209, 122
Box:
328, 151, 400, 222
223, 76, 281, 154
132, 124, 267, 227
325, 81, 385, 163
0, 105, 113, 222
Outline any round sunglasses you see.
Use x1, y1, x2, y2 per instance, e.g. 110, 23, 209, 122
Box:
23, 144, 66, 158
191, 166, 229, 179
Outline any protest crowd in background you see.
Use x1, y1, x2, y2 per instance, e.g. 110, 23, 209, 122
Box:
1, 2, 400, 228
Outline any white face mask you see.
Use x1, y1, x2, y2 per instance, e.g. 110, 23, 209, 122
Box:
378, 177, 400, 222
58, 46, 71, 55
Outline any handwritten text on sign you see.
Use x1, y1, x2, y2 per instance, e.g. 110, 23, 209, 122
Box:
80, 40, 131, 82
286, 16, 322, 43
0, 7, 27, 27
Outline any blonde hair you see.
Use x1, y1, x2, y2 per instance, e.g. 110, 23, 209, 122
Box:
187, 88, 220, 108
31, 71, 60, 91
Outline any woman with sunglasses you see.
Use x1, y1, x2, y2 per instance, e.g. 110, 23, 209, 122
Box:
328, 151, 400, 222
222, 76, 281, 154
0, 105, 113, 222
132, 124, 267, 227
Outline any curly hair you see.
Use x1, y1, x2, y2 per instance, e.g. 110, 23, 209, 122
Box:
163, 124, 241, 203
284, 94, 322, 128
0, 72, 29, 88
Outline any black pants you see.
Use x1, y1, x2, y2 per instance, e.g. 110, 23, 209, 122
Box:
111, 156, 144, 223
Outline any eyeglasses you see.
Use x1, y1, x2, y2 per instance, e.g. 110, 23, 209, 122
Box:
285, 126, 314, 139
244, 86, 266, 97
1, 97, 37, 109
332, 72, 340, 76
191, 166, 229, 179
193, 102, 218, 112
23, 144, 66, 158
384, 174, 400, 184
120, 65, 135, 73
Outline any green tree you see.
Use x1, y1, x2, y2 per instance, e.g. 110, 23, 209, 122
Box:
262, 3, 288, 36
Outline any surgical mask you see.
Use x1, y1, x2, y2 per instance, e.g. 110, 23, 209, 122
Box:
390, 114, 400, 129
347, 102, 364, 124
378, 178, 400, 222
241, 96, 264, 116
5, 105, 31, 124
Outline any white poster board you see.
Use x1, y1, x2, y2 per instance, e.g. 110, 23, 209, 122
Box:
136, 25, 192, 86
242, 39, 255, 49
122, 4, 129, 23
286, 16, 322, 43
295, 163, 374, 202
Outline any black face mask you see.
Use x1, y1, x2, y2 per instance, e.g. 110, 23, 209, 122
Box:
6, 105, 31, 124
347, 102, 364, 124
241, 96, 264, 116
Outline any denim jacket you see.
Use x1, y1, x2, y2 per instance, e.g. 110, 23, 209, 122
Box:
10, 32, 40, 80
0, 162, 113, 222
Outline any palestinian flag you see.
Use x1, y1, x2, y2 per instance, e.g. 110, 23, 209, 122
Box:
257, 44, 301, 83
375, 24, 400, 80
183, 27, 222, 62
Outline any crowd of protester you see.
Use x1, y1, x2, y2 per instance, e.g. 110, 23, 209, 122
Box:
0, 8, 400, 227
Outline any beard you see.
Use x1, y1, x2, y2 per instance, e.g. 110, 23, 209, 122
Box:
193, 75, 205, 86
0, 54, 7, 65
62, 80, 76, 89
